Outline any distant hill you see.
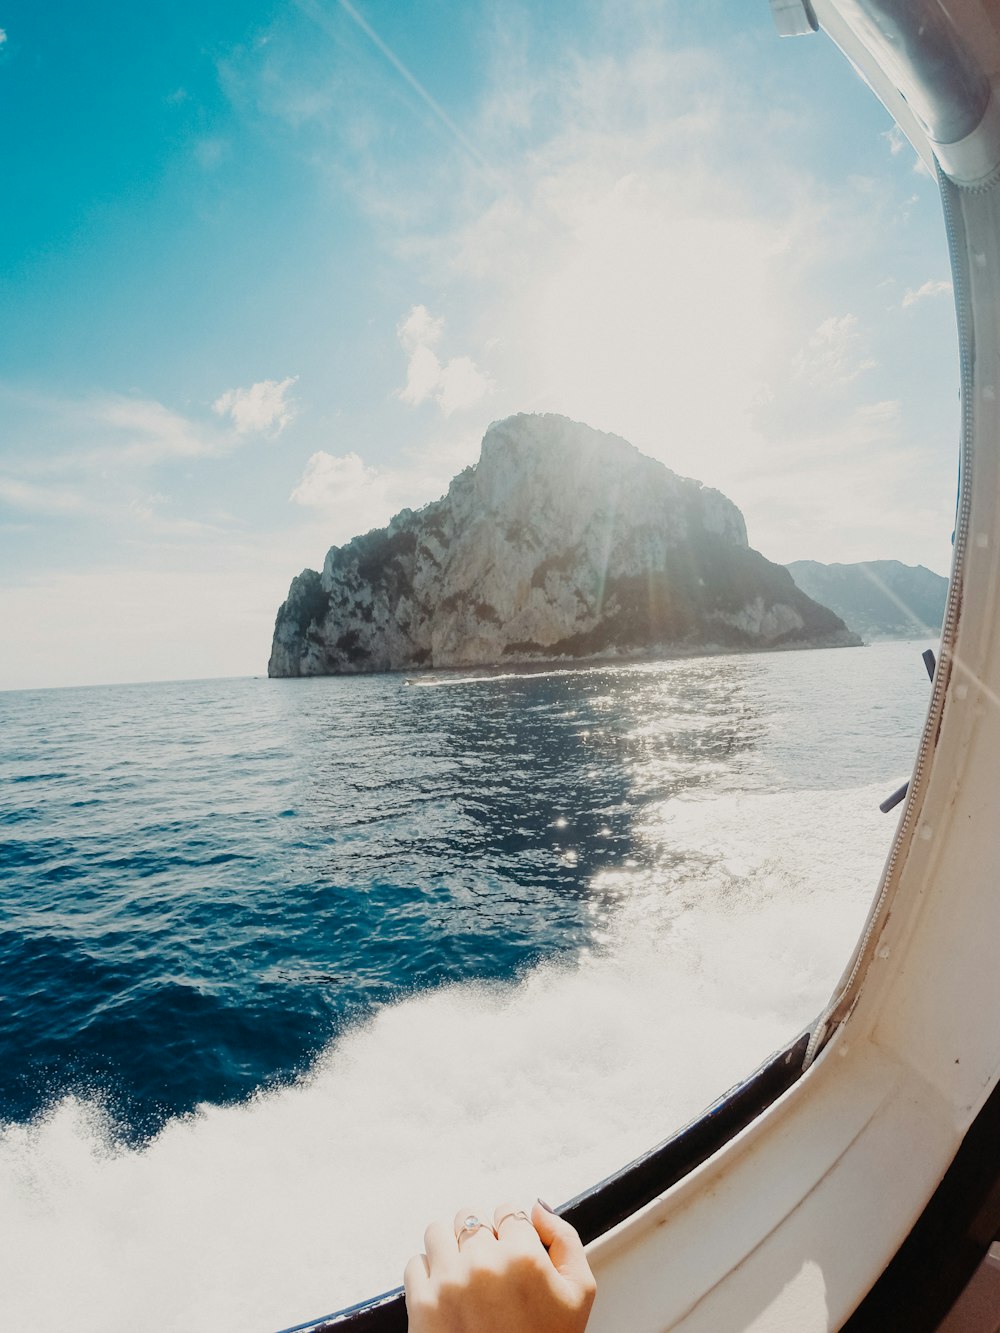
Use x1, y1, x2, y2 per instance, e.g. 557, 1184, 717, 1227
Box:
784, 560, 947, 641
268, 414, 860, 676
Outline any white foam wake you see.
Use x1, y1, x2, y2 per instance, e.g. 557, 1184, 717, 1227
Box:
0, 783, 892, 1333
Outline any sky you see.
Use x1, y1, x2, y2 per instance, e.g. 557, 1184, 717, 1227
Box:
0, 0, 960, 690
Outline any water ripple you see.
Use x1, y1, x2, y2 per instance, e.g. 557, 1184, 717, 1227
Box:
0, 646, 931, 1141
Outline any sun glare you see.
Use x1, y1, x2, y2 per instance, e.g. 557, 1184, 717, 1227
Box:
527, 185, 778, 483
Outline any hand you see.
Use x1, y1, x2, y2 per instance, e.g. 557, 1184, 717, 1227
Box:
404, 1199, 596, 1333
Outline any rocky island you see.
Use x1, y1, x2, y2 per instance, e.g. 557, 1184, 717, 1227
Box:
269, 414, 860, 676
785, 559, 947, 641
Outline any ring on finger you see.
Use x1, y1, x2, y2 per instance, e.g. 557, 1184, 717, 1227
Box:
495, 1209, 533, 1230
456, 1214, 492, 1246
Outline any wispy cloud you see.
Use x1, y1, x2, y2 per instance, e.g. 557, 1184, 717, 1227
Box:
95, 395, 218, 462
0, 29, 7, 47
396, 305, 494, 415
0, 477, 86, 514
0, 380, 300, 538
881, 123, 933, 177
902, 279, 952, 308
2, 382, 298, 476
2, 0, 959, 693
296, 0, 497, 182
793, 314, 877, 389
365, 35, 897, 487
193, 136, 230, 170
213, 377, 298, 435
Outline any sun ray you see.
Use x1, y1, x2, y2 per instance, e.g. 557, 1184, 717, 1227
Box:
295, 0, 500, 185
858, 562, 940, 634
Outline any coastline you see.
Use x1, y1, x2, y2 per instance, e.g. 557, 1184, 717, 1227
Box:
269, 630, 870, 681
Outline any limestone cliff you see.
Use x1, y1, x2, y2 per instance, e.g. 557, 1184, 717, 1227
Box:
269, 414, 860, 676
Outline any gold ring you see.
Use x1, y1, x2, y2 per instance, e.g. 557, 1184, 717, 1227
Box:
495, 1209, 533, 1230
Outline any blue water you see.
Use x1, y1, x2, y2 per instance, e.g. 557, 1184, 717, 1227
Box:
2, 647, 929, 1143
0, 644, 935, 1331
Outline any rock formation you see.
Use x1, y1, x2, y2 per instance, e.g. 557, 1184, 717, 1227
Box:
269, 414, 860, 676
785, 559, 947, 641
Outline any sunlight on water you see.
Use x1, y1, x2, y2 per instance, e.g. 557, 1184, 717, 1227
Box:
0, 643, 932, 1331
0, 809, 877, 1333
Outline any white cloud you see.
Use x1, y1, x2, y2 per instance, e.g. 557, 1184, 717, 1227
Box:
398, 304, 444, 352
0, 29, 7, 46
881, 123, 932, 176
96, 395, 215, 462
288, 430, 480, 545
902, 279, 952, 308
387, 45, 847, 484
290, 450, 379, 509
231, 11, 948, 561
289, 448, 407, 542
70, 386, 295, 463
213, 376, 298, 435
399, 344, 445, 407
793, 314, 877, 389
435, 356, 495, 415
0, 477, 85, 514
395, 306, 493, 415
0, 387, 279, 480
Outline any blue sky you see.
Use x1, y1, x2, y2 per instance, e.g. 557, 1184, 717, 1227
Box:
0, 1, 959, 688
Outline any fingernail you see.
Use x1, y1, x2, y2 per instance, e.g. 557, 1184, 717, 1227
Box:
537, 1198, 556, 1213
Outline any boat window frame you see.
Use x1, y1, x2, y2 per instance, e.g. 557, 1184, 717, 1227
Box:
275, 1031, 812, 1332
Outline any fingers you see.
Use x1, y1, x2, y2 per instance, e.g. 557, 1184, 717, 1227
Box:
403, 1251, 430, 1301
407, 1200, 597, 1332
530, 1200, 596, 1292
422, 1206, 508, 1281
493, 1200, 545, 1254
424, 1219, 461, 1275
453, 1205, 497, 1255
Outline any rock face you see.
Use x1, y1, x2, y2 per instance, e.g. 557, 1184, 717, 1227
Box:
269, 414, 860, 676
785, 559, 947, 641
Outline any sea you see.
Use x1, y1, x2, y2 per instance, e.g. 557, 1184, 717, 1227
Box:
0, 640, 933, 1332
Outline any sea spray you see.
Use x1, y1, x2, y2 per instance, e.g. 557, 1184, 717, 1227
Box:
1, 781, 890, 1333
0, 642, 932, 1330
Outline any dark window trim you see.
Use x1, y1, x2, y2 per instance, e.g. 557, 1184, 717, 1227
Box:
276, 1030, 812, 1333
